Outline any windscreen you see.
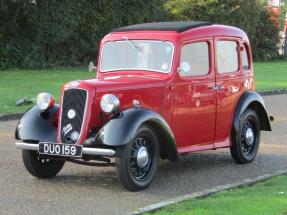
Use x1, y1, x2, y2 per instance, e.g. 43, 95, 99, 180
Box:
100, 40, 174, 73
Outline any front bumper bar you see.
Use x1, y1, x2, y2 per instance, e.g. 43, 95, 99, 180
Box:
15, 142, 116, 157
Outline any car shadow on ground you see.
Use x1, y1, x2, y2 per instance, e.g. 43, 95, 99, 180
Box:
42, 150, 235, 191
35, 148, 286, 195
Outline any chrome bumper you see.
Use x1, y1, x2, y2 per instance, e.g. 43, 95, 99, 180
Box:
15, 142, 115, 157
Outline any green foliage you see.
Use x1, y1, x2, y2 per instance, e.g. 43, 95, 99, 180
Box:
165, 0, 281, 61
0, 0, 166, 69
253, 6, 280, 60
0, 0, 284, 69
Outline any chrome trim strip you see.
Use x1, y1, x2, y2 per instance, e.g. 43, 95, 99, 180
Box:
15, 142, 115, 157
82, 147, 115, 156
59, 88, 88, 144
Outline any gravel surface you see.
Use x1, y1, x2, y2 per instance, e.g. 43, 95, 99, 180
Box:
0, 94, 286, 215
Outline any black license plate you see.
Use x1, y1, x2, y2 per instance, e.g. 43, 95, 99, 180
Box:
39, 142, 82, 158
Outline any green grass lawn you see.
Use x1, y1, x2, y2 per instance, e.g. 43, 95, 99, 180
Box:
254, 61, 287, 91
0, 61, 286, 114
145, 174, 287, 215
0, 68, 94, 114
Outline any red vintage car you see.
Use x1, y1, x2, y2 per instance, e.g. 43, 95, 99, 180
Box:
15, 21, 272, 191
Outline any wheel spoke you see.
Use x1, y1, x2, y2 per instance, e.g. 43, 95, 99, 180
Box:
129, 134, 153, 180
241, 118, 257, 155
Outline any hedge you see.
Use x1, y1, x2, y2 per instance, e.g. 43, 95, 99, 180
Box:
0, 0, 283, 69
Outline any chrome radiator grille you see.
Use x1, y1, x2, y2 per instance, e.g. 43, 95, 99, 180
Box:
60, 89, 87, 144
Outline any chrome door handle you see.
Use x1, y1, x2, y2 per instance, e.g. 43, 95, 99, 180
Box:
209, 85, 222, 90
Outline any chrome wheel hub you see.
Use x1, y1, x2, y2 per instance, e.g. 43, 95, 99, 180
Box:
245, 128, 254, 146
136, 147, 149, 168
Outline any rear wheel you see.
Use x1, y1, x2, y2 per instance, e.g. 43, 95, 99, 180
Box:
230, 109, 261, 164
22, 149, 65, 178
116, 125, 159, 191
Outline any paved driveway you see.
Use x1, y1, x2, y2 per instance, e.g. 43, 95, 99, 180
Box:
0, 94, 286, 215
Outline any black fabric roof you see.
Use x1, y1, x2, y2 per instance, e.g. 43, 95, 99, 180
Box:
112, 21, 212, 33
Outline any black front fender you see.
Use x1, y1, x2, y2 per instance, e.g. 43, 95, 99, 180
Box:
93, 108, 178, 161
15, 105, 59, 143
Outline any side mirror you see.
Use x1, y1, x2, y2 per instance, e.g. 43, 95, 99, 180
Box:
88, 62, 97, 72
178, 61, 191, 76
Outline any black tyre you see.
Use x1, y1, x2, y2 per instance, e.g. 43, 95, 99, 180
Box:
22, 149, 65, 178
230, 109, 261, 164
116, 125, 159, 191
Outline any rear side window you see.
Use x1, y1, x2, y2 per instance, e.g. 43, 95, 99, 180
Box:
180, 41, 210, 76
216, 41, 239, 73
242, 43, 250, 70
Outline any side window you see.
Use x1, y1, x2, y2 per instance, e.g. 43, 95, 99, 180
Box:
242, 43, 250, 70
216, 40, 239, 73
180, 41, 210, 76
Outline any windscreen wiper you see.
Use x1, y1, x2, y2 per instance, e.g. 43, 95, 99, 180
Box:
123, 36, 142, 52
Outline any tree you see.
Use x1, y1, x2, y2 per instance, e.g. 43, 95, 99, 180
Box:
165, 0, 280, 60
0, 0, 167, 69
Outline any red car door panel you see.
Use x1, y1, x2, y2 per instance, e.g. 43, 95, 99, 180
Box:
171, 38, 216, 152
214, 38, 245, 148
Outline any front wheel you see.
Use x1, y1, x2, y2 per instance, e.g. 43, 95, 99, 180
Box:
22, 149, 65, 178
116, 125, 159, 191
230, 109, 261, 164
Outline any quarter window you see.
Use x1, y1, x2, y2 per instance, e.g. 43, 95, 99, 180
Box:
242, 44, 250, 70
180, 42, 210, 76
216, 41, 239, 73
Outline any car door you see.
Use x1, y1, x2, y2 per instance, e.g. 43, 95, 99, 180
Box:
171, 38, 216, 152
213, 38, 244, 148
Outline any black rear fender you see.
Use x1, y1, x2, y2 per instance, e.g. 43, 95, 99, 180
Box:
232, 92, 271, 141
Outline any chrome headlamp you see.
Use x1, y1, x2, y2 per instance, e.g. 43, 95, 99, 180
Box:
36, 92, 55, 111
100, 94, 120, 113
